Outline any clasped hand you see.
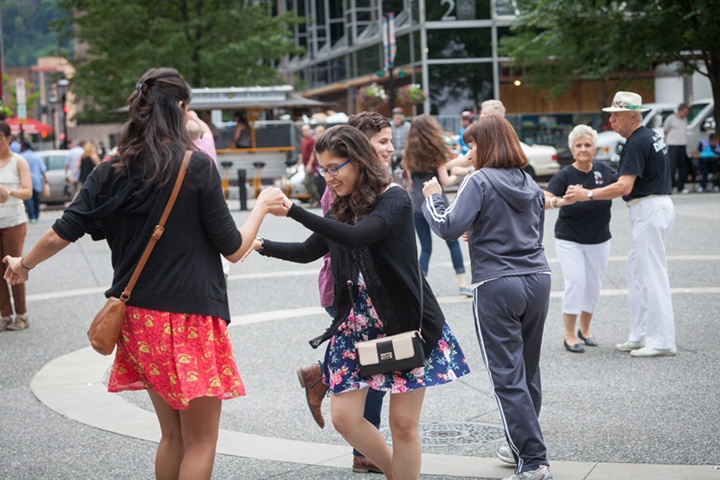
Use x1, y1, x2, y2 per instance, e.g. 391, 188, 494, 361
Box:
564, 184, 586, 203
256, 186, 291, 216
422, 177, 442, 197
2, 256, 27, 285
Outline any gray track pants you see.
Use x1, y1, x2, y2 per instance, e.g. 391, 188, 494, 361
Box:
472, 273, 551, 473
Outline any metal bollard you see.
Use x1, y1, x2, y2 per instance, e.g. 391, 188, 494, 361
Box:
237, 169, 247, 211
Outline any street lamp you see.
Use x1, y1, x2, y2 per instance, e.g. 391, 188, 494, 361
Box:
48, 95, 59, 149
57, 78, 69, 149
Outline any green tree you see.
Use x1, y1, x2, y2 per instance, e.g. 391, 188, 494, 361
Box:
55, 0, 302, 122
501, 0, 720, 121
0, 0, 70, 67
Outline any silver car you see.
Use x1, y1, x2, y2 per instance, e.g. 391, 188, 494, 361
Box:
36, 150, 73, 205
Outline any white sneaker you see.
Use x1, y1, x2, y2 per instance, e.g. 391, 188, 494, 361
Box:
503, 465, 553, 480
496, 445, 516, 465
713, 186, 720, 192
615, 340, 644, 352
696, 187, 705, 193
680, 188, 690, 194
630, 346, 677, 357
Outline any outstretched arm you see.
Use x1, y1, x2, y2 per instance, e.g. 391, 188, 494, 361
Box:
4, 229, 71, 285
225, 187, 288, 263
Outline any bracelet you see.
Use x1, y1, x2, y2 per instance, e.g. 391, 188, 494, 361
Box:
550, 197, 558, 209
20, 257, 34, 270
256, 238, 265, 253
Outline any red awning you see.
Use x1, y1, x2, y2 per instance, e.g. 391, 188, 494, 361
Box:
4, 116, 54, 136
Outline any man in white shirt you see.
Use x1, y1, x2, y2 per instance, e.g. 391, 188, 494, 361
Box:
65, 140, 84, 183
663, 103, 690, 193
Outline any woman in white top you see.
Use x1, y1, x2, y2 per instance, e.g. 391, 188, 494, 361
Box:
0, 122, 32, 331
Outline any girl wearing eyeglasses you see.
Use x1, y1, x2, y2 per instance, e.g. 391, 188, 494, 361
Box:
248, 124, 469, 480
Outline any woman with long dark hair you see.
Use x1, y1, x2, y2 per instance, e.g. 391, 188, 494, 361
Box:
402, 114, 471, 296
248, 125, 469, 479
3, 67, 284, 479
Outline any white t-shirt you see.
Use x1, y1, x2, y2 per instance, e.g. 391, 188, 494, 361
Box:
663, 113, 687, 146
0, 154, 28, 228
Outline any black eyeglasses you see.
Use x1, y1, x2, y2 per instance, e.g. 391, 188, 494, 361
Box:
317, 159, 350, 177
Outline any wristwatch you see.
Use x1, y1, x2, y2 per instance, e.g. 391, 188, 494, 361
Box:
587, 190, 594, 200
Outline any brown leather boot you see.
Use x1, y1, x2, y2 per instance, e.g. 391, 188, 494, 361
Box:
296, 363, 328, 429
352, 454, 383, 474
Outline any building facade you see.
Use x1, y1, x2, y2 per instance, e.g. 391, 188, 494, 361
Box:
275, 0, 521, 117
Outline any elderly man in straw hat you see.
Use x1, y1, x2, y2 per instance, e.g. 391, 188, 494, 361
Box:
566, 91, 676, 358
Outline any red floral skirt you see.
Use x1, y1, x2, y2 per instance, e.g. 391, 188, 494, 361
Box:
108, 306, 245, 410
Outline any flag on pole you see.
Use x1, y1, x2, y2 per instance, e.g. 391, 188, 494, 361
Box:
382, 15, 389, 72
388, 13, 396, 70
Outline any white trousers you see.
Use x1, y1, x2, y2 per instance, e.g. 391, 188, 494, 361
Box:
626, 196, 676, 349
555, 238, 611, 315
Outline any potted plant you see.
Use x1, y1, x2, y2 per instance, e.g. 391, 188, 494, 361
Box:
356, 83, 387, 109
397, 84, 427, 105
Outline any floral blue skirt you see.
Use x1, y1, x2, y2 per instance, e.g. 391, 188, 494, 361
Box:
322, 286, 470, 394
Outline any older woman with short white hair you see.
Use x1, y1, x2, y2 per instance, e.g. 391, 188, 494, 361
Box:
544, 125, 617, 353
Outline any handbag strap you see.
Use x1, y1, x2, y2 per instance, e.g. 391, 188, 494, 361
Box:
417, 262, 424, 336
346, 261, 425, 336
119, 150, 192, 302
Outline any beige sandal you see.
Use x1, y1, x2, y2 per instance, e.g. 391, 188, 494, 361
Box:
0, 316, 11, 331
6, 316, 28, 331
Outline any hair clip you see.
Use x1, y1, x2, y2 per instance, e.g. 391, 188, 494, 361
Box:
135, 82, 148, 94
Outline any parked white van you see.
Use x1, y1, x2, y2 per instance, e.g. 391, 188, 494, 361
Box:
685, 98, 715, 155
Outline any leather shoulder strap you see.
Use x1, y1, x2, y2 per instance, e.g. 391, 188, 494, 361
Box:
119, 150, 192, 301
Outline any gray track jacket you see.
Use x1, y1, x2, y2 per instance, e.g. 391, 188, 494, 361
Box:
422, 167, 550, 284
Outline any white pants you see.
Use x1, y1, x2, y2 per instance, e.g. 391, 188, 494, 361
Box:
555, 239, 610, 315
626, 196, 676, 349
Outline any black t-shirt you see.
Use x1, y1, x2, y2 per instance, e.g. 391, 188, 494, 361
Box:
546, 162, 617, 244
618, 126, 672, 201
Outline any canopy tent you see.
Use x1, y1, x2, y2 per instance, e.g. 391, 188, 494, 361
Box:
4, 117, 54, 136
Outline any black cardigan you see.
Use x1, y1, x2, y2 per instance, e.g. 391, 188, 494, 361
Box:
52, 148, 241, 321
261, 186, 445, 356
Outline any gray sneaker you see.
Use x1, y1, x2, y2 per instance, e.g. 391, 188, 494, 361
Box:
496, 445, 516, 465
503, 465, 553, 480
0, 316, 10, 332
615, 340, 644, 352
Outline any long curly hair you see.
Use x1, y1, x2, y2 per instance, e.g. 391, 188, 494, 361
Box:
116, 67, 193, 186
316, 125, 391, 224
402, 114, 450, 173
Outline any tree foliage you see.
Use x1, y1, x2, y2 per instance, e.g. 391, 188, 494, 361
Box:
501, 0, 720, 120
55, 0, 302, 122
0, 0, 70, 67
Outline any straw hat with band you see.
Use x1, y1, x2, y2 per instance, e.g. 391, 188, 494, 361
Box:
602, 91, 650, 113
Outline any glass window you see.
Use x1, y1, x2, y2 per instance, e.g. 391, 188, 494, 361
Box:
394, 34, 412, 67
314, 61, 329, 87
329, 57, 348, 84
425, 0, 490, 22
428, 62, 494, 115
356, 45, 382, 77
427, 28, 491, 59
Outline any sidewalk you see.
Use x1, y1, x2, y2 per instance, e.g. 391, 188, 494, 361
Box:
1, 193, 719, 479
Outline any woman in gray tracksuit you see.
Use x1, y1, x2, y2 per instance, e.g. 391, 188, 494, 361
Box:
422, 115, 553, 480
